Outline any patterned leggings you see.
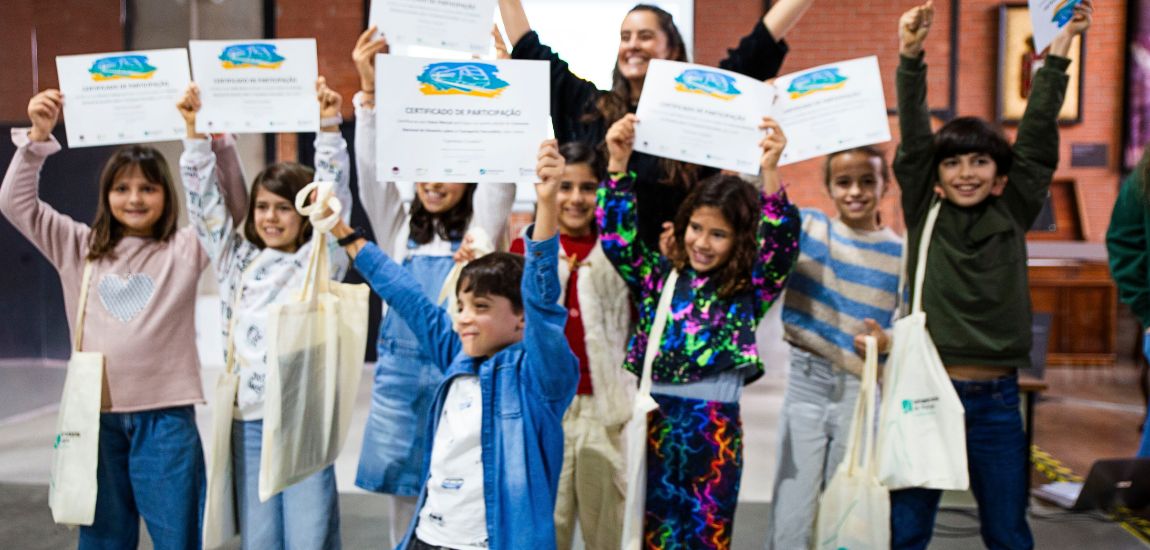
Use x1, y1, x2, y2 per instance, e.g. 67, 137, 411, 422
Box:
644, 393, 743, 550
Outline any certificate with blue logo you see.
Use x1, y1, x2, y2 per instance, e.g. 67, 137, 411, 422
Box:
369, 0, 498, 56
1028, 0, 1081, 53
189, 39, 319, 134
634, 57, 890, 171
55, 49, 191, 148
375, 55, 550, 183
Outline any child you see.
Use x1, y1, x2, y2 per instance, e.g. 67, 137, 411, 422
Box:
1, 90, 213, 548
499, 0, 814, 249
330, 139, 578, 550
508, 142, 633, 550
177, 78, 351, 549
349, 28, 516, 546
890, 2, 1092, 548
1106, 142, 1150, 457
767, 146, 903, 549
599, 113, 800, 549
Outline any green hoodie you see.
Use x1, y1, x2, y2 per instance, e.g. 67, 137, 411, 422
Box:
1106, 168, 1150, 327
894, 53, 1069, 368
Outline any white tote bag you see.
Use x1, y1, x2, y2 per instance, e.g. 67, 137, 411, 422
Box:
258, 186, 369, 501
876, 201, 969, 491
815, 336, 889, 550
202, 265, 254, 548
49, 262, 104, 526
620, 269, 678, 550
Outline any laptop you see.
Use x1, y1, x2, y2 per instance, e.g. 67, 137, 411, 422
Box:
1032, 458, 1150, 511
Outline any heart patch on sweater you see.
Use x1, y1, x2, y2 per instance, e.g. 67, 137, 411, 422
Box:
97, 273, 156, 323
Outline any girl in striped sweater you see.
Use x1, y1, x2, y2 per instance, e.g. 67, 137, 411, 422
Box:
766, 146, 903, 549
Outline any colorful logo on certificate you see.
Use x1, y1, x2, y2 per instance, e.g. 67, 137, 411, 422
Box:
673, 69, 741, 100
417, 62, 509, 97
786, 67, 848, 99
219, 43, 286, 69
1051, 0, 1081, 26
88, 55, 157, 81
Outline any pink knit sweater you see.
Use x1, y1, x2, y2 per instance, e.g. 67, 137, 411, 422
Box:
0, 130, 208, 412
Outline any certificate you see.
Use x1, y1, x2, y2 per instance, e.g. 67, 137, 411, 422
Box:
55, 49, 190, 148
369, 0, 497, 56
376, 55, 550, 183
189, 39, 318, 134
634, 57, 890, 172
772, 56, 891, 166
633, 60, 773, 173
1028, 0, 1081, 53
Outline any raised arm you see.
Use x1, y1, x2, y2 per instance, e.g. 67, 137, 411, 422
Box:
717, 0, 810, 80
313, 77, 353, 281
752, 117, 800, 316
210, 133, 248, 226
1003, 1, 1090, 225
178, 84, 241, 271
893, 1, 939, 225
335, 221, 462, 372
597, 114, 664, 292
763, 0, 816, 40
521, 144, 578, 400
498, 0, 531, 48
1107, 172, 1150, 327
0, 90, 89, 269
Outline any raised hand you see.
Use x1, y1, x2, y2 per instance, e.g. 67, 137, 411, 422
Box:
492, 25, 510, 60
1050, 0, 1093, 58
534, 139, 564, 241
352, 26, 390, 97
27, 89, 63, 142
316, 76, 343, 131
176, 84, 205, 138
898, 1, 934, 58
606, 114, 638, 174
758, 117, 786, 194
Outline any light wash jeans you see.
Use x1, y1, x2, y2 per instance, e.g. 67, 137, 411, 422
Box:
78, 406, 205, 550
233, 419, 341, 550
766, 347, 860, 550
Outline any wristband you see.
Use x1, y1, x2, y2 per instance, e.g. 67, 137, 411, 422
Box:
320, 114, 344, 128
337, 227, 367, 247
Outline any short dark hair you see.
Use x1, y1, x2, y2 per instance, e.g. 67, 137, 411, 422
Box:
559, 141, 606, 181
667, 174, 761, 298
932, 116, 1013, 177
244, 162, 314, 249
824, 145, 890, 187
87, 145, 180, 261
457, 252, 525, 313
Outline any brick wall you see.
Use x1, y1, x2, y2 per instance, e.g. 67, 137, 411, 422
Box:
696, 0, 1127, 241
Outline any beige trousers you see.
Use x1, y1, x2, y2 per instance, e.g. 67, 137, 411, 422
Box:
554, 395, 627, 550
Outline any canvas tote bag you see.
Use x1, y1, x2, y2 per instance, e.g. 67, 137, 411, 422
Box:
49, 262, 104, 526
876, 200, 969, 491
815, 336, 889, 549
257, 183, 369, 501
620, 269, 679, 550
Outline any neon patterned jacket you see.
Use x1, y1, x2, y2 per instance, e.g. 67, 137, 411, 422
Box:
597, 174, 800, 384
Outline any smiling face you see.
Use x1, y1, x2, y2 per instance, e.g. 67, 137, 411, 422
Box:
617, 9, 675, 92
252, 185, 304, 252
416, 182, 468, 214
827, 151, 886, 231
107, 164, 166, 237
454, 290, 524, 358
935, 152, 1007, 208
683, 206, 734, 273
557, 163, 599, 237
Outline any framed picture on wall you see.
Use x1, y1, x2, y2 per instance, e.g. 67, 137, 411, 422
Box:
997, 3, 1084, 124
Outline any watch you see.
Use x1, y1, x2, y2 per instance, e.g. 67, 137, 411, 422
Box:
336, 227, 366, 246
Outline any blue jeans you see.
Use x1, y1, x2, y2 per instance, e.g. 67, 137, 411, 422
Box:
1139, 333, 1150, 458
890, 374, 1033, 550
78, 406, 205, 550
233, 419, 341, 550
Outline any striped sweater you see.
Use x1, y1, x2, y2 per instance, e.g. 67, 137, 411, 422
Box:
782, 209, 903, 376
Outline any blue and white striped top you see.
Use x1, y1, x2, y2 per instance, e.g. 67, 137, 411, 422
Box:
782, 209, 904, 376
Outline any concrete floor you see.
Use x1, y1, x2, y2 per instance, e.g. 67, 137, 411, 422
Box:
0, 303, 1147, 548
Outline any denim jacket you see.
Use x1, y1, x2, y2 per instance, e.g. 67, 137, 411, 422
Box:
352, 232, 578, 550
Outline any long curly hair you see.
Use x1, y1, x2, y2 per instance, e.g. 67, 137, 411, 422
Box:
408, 184, 477, 245
87, 146, 180, 261
589, 4, 697, 188
667, 174, 761, 298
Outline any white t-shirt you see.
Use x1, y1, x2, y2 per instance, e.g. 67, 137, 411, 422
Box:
415, 375, 488, 549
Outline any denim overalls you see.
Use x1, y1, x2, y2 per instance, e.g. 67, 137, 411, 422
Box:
355, 238, 458, 495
